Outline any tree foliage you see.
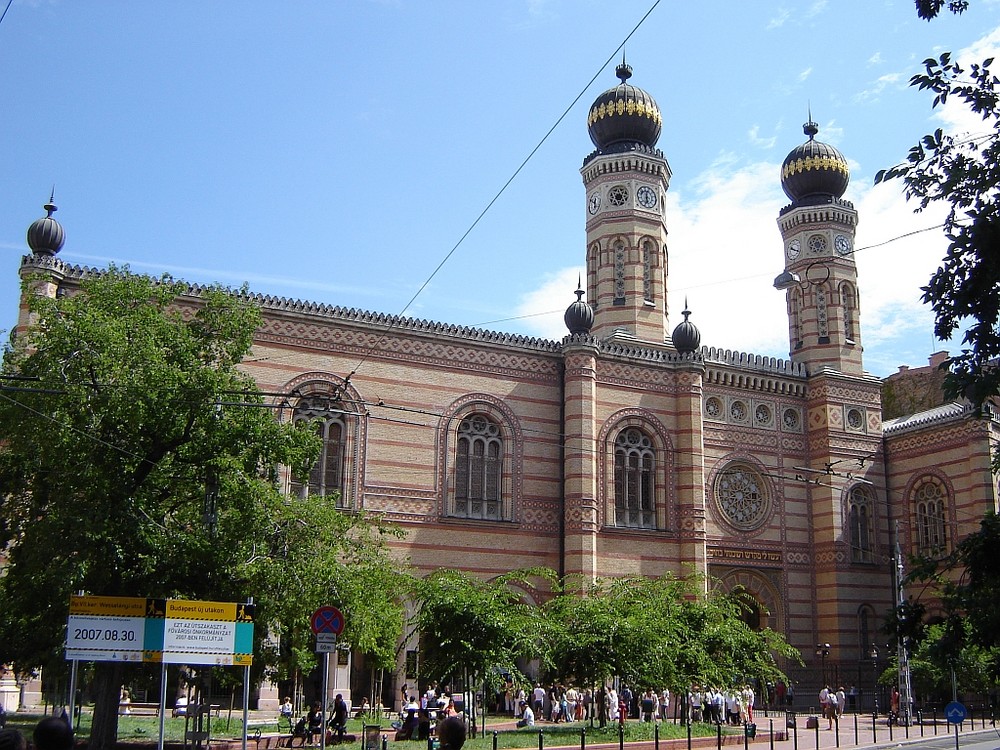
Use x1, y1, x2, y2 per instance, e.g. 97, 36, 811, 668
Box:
543, 573, 800, 694
411, 568, 552, 695
875, 7, 1000, 411
0, 268, 401, 748
915, 0, 969, 20
904, 512, 1000, 686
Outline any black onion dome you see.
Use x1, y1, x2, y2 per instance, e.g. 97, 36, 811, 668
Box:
672, 302, 700, 354
780, 119, 850, 204
587, 62, 662, 152
564, 283, 594, 335
26, 195, 65, 256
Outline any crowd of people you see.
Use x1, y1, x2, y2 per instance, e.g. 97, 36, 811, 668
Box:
504, 682, 758, 727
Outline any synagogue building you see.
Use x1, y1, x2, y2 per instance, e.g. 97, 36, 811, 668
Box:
7, 63, 999, 710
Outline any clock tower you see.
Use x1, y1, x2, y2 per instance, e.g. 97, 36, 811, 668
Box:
775, 119, 863, 375
581, 63, 672, 344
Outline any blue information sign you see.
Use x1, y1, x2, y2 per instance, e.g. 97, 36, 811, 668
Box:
945, 701, 967, 724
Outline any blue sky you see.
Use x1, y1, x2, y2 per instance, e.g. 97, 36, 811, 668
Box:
2, 1, 998, 378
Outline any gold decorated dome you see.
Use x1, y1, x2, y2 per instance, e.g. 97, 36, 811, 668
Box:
587, 62, 662, 151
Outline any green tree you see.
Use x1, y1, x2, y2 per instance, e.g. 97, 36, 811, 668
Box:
875, 1, 1000, 413
252, 495, 407, 706
0, 268, 386, 749
410, 568, 551, 708
544, 573, 800, 711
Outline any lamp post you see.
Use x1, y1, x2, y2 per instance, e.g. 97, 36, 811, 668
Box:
816, 643, 831, 686
869, 644, 879, 717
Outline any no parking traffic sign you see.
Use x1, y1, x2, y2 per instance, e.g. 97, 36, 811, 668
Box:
310, 605, 345, 635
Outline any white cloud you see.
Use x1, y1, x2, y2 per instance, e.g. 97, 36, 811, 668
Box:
748, 125, 777, 149
933, 25, 1000, 133
854, 72, 902, 104
805, 0, 828, 17
868, 52, 884, 66
798, 67, 813, 82
767, 9, 791, 29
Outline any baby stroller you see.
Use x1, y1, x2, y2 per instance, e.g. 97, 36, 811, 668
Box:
288, 717, 309, 747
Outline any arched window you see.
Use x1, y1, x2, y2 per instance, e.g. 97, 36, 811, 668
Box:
913, 476, 948, 555
291, 396, 347, 506
614, 427, 655, 528
816, 284, 829, 339
791, 289, 803, 349
454, 414, 505, 521
858, 605, 875, 655
642, 239, 654, 303
848, 486, 874, 563
841, 282, 856, 343
613, 240, 626, 304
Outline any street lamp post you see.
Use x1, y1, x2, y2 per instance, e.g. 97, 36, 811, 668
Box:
869, 644, 879, 717
815, 643, 831, 687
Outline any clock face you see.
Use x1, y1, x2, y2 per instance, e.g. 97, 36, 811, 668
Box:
636, 185, 656, 209
588, 193, 602, 215
786, 240, 801, 260
807, 234, 828, 255
835, 234, 852, 255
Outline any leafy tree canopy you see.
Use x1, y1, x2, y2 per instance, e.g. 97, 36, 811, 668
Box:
0, 268, 401, 748
543, 573, 800, 695
876, 2, 1000, 415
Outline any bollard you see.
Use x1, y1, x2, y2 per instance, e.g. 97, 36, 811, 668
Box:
853, 712, 858, 745
654, 722, 658, 750
686, 715, 692, 750
769, 718, 774, 750
888, 714, 893, 742
793, 717, 798, 750
834, 716, 839, 748
581, 729, 586, 750
493, 731, 498, 750
871, 711, 877, 744
813, 717, 819, 750
619, 726, 625, 750
933, 707, 938, 735
538, 729, 544, 750
716, 722, 722, 750
381, 737, 387, 750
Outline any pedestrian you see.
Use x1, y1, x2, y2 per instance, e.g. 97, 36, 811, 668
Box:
0, 729, 26, 750
516, 701, 535, 728
438, 717, 466, 750
33, 718, 73, 750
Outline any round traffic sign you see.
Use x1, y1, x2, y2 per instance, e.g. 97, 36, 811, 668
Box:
310, 605, 344, 635
945, 700, 967, 724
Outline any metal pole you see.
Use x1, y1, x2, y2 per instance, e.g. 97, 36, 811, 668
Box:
321, 654, 329, 750
67, 659, 79, 730
157, 661, 168, 750
241, 663, 250, 750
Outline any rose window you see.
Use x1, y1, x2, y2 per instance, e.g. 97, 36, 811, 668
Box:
715, 464, 770, 531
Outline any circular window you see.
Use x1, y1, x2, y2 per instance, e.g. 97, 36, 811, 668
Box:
847, 408, 864, 430
782, 408, 800, 430
730, 400, 748, 422
715, 463, 771, 531
705, 397, 722, 418
754, 404, 772, 425
607, 185, 630, 206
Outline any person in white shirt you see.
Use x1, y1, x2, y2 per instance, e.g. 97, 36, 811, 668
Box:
517, 701, 535, 728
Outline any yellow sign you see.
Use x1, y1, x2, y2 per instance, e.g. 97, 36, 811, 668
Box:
165, 600, 237, 621
69, 596, 146, 617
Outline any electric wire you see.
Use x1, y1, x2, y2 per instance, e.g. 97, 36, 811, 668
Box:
339, 0, 664, 386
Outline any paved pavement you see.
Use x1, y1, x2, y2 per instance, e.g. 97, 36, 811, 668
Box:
476, 712, 1000, 750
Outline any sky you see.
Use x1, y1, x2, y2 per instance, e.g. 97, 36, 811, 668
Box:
1, 1, 998, 378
